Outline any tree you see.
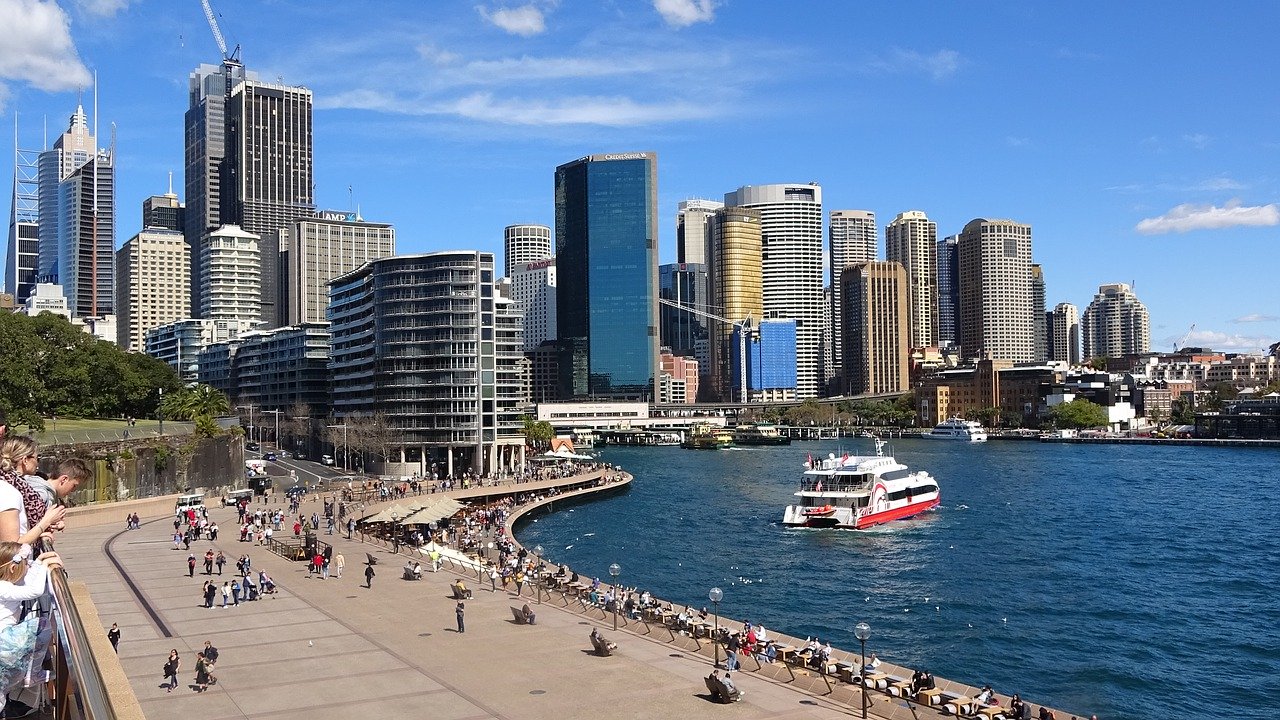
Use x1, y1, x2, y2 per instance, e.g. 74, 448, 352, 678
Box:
1049, 399, 1109, 429
521, 416, 554, 448
161, 384, 230, 421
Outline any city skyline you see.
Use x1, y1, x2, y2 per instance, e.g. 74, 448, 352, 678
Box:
2, 1, 1278, 353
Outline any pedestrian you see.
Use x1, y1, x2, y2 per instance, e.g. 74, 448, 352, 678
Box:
231, 578, 241, 605
220, 582, 231, 608
204, 549, 214, 575
107, 623, 121, 652
334, 552, 344, 578
515, 569, 525, 596
215, 551, 226, 576
209, 521, 219, 541
203, 640, 219, 684
456, 601, 465, 633
364, 563, 375, 588
187, 554, 196, 577
194, 651, 211, 692
321, 555, 330, 580
488, 565, 498, 593
163, 649, 180, 692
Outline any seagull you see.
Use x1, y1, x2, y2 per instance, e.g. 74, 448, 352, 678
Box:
1002, 618, 1008, 623
935, 606, 940, 612
308, 640, 314, 647
903, 608, 910, 613
924, 597, 929, 602
864, 597, 870, 602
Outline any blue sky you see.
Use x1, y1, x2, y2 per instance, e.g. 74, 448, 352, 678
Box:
3, 0, 1278, 353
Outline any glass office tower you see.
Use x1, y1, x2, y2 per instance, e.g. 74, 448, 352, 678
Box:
555, 152, 659, 400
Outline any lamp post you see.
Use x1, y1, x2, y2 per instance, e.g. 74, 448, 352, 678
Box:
854, 622, 871, 719
708, 587, 723, 667
157, 387, 164, 436
533, 545, 544, 604
263, 409, 283, 450
238, 404, 256, 443
327, 422, 349, 471
608, 563, 621, 630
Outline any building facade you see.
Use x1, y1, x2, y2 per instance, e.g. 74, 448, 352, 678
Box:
555, 152, 659, 401
957, 218, 1035, 362
1082, 283, 1151, 359
511, 258, 558, 352
707, 206, 764, 401
658, 349, 699, 404
936, 234, 959, 348
723, 184, 823, 399
1031, 264, 1047, 361
840, 261, 910, 396
676, 199, 723, 266
503, 224, 552, 278
884, 210, 937, 350
37, 105, 96, 286
829, 209, 877, 390
731, 319, 798, 403
5, 136, 39, 305
147, 317, 255, 382
328, 252, 526, 476
1048, 302, 1080, 365
199, 225, 261, 330
115, 229, 190, 352
278, 214, 396, 327
225, 323, 331, 420
143, 190, 185, 232
658, 262, 710, 377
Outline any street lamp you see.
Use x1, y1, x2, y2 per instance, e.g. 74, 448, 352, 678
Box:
608, 563, 621, 630
327, 422, 349, 471
708, 587, 723, 667
854, 622, 871, 719
263, 409, 283, 449
533, 545, 544, 604
238, 404, 256, 443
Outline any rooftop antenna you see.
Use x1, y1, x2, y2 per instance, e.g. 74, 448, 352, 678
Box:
167, 170, 174, 196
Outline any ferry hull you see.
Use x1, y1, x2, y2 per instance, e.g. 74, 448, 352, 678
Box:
781, 497, 938, 530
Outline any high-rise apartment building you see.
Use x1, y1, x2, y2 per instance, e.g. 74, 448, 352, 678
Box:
1082, 283, 1150, 359
707, 206, 763, 401
511, 258, 557, 351
328, 252, 525, 476
200, 225, 261, 330
885, 210, 938, 349
828, 209, 877, 390
676, 199, 723, 265
936, 235, 959, 348
725, 184, 824, 399
115, 229, 190, 352
840, 261, 909, 395
957, 218, 1035, 362
278, 213, 395, 326
1031, 263, 1047, 361
555, 152, 659, 400
1048, 302, 1080, 365
504, 224, 552, 277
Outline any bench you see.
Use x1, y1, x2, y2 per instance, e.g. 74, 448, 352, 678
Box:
402, 567, 422, 581
705, 674, 744, 703
511, 606, 535, 624
590, 632, 616, 657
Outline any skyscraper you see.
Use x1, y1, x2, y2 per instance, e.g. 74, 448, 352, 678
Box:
115, 228, 190, 352
511, 258, 557, 351
676, 199, 723, 265
142, 185, 185, 232
828, 209, 877, 391
37, 105, 95, 285
1031, 263, 1047, 361
504, 224, 551, 277
957, 218, 1034, 362
554, 152, 659, 401
200, 225, 261, 328
884, 210, 938, 349
1082, 283, 1151, 359
707, 206, 763, 401
936, 235, 959, 348
278, 213, 395, 326
840, 261, 909, 395
725, 184, 824, 399
658, 262, 710, 387
5, 132, 39, 305
1049, 302, 1080, 365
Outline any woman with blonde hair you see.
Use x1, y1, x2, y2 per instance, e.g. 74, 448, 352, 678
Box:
0, 438, 66, 546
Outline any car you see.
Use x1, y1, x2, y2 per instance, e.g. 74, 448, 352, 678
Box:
294, 452, 306, 461
264, 452, 278, 461
246, 442, 261, 451
284, 485, 308, 498
278, 450, 291, 459
320, 454, 335, 466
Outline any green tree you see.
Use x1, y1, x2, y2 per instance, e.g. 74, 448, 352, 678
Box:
1049, 399, 1109, 429
521, 416, 555, 448
161, 384, 230, 421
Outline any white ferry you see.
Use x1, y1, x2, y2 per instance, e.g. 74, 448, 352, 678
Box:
781, 440, 940, 530
922, 417, 988, 442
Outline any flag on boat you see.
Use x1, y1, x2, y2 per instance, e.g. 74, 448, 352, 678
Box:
815, 480, 823, 492
806, 453, 813, 468
841, 452, 849, 463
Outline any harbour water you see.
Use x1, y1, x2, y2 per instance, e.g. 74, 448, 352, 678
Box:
515, 439, 1280, 720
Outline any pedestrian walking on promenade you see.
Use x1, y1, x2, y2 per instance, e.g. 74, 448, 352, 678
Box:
187, 554, 196, 577
107, 623, 121, 652
488, 565, 498, 593
231, 578, 241, 605
364, 564, 375, 588
220, 582, 231, 608
456, 601, 465, 633
215, 551, 226, 575
163, 650, 180, 692
334, 553, 344, 578
194, 652, 211, 692
203, 549, 214, 575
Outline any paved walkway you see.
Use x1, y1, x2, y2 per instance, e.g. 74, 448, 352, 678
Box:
57, 497, 908, 720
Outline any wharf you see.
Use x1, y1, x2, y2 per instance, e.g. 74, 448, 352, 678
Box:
1038, 436, 1280, 447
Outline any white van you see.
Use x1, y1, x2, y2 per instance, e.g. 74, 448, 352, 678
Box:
223, 488, 254, 506
175, 493, 205, 516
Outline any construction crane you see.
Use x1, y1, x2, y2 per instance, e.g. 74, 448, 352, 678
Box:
658, 298, 755, 403
1174, 323, 1196, 352
200, 0, 240, 62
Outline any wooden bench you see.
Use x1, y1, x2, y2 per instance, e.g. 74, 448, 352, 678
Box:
510, 606, 535, 624
705, 674, 744, 703
451, 584, 472, 600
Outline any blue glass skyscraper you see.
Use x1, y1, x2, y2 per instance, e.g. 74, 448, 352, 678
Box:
555, 153, 659, 400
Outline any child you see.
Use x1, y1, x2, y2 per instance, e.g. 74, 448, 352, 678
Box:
0, 542, 62, 712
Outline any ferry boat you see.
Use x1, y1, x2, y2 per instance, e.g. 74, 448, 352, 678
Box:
921, 417, 988, 442
681, 424, 734, 450
780, 440, 940, 530
733, 424, 792, 446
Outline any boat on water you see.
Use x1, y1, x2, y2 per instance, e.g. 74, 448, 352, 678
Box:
681, 424, 734, 450
733, 424, 792, 446
780, 440, 940, 530
921, 417, 988, 442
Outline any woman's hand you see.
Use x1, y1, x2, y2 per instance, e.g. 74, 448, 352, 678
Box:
36, 551, 63, 570
39, 505, 67, 532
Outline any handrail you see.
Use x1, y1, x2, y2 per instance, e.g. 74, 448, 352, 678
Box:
36, 535, 117, 720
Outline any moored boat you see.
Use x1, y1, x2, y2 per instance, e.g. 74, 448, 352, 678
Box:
921, 417, 988, 442
781, 440, 940, 530
733, 424, 792, 446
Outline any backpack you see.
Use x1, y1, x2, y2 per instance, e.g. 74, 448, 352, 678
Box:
0, 602, 50, 692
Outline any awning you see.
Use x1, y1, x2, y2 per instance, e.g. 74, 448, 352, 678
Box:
397, 498, 466, 526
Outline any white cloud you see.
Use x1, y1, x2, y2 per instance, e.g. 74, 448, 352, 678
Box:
323, 89, 719, 127
1182, 133, 1211, 149
653, 0, 715, 28
416, 43, 460, 66
1192, 176, 1247, 192
477, 4, 546, 37
1134, 199, 1280, 235
1173, 329, 1274, 354
863, 48, 962, 81
73, 0, 130, 15
0, 0, 93, 109
1231, 314, 1279, 324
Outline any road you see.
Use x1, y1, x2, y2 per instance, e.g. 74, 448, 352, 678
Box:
244, 449, 351, 488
